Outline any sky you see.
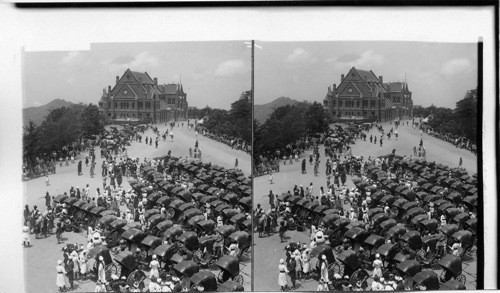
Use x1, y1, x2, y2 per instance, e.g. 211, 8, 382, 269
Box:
23, 41, 251, 109
255, 41, 477, 108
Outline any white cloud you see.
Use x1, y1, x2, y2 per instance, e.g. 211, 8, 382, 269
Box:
441, 58, 471, 77
327, 50, 385, 71
60, 51, 82, 64
100, 51, 160, 73
285, 48, 312, 63
214, 59, 247, 77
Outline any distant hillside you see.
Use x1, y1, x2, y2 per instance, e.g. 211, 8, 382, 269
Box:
254, 97, 300, 124
23, 99, 75, 126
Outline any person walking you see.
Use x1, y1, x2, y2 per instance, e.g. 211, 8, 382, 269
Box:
97, 256, 106, 284
235, 158, 239, 169
459, 157, 463, 168
278, 259, 289, 291
78, 160, 82, 176
66, 257, 75, 290
56, 260, 67, 292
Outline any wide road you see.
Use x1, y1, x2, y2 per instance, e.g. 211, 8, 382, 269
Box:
253, 119, 477, 291
23, 122, 251, 293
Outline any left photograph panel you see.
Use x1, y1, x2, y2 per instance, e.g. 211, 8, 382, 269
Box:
22, 41, 252, 292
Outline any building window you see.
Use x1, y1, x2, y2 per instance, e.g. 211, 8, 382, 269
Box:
332, 101, 336, 107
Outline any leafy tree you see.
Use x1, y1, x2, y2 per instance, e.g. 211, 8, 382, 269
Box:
81, 103, 105, 137
23, 120, 40, 165
305, 101, 329, 136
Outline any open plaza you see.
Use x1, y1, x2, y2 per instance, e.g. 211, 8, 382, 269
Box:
253, 119, 478, 291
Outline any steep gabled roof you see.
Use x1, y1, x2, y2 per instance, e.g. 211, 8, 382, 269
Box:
385, 82, 404, 92
131, 71, 154, 85
161, 83, 180, 95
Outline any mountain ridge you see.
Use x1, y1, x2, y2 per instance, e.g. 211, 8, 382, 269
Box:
254, 97, 300, 124
23, 99, 75, 126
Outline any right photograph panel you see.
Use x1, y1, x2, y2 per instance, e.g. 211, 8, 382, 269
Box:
253, 41, 480, 291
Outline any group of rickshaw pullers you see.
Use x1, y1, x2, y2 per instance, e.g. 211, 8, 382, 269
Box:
274, 154, 476, 290
52, 155, 250, 292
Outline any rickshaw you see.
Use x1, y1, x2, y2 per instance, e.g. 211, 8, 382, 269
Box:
359, 234, 385, 268
438, 224, 459, 245
378, 219, 397, 236
179, 208, 203, 224
462, 195, 478, 213
463, 218, 477, 235
173, 261, 200, 287
344, 227, 370, 252
403, 207, 426, 223
309, 244, 336, 278
147, 214, 166, 234
87, 245, 114, 280
109, 251, 147, 288
146, 192, 163, 209
104, 219, 129, 248
177, 231, 200, 252
310, 205, 330, 226
439, 279, 466, 290
195, 219, 216, 235
329, 218, 352, 247
410, 214, 430, 230
411, 270, 440, 290
390, 198, 409, 218
144, 209, 160, 222
154, 243, 178, 275
371, 213, 390, 230
452, 212, 470, 229
120, 228, 147, 252
166, 199, 187, 220
223, 193, 239, 206
450, 230, 475, 256
400, 230, 424, 252
190, 271, 218, 291
239, 218, 252, 233
187, 215, 207, 231
64, 197, 81, 216
385, 225, 406, 242
238, 197, 252, 213
138, 235, 162, 264
229, 214, 247, 229
155, 195, 172, 209
331, 250, 364, 281
87, 206, 111, 226
396, 259, 422, 282
228, 231, 251, 258
444, 207, 462, 220
438, 254, 466, 284
376, 243, 399, 270
162, 225, 184, 243
215, 255, 244, 285
320, 213, 340, 229
96, 214, 118, 231
217, 280, 244, 291
220, 209, 239, 223
417, 234, 440, 267
419, 218, 439, 234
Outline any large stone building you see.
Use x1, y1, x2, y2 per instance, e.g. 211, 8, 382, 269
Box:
323, 67, 413, 122
98, 69, 188, 124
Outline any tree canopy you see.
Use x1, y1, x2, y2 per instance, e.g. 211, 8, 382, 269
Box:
414, 88, 477, 143
23, 103, 106, 164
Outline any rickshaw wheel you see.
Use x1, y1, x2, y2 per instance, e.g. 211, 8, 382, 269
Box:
332, 262, 343, 276
239, 246, 250, 258
127, 269, 146, 285
106, 263, 121, 279
234, 274, 244, 285
456, 274, 466, 284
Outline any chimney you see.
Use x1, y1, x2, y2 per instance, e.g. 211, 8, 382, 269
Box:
154, 78, 158, 85
341, 74, 344, 82
116, 76, 119, 84
108, 85, 111, 93
379, 76, 383, 83
332, 84, 336, 91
